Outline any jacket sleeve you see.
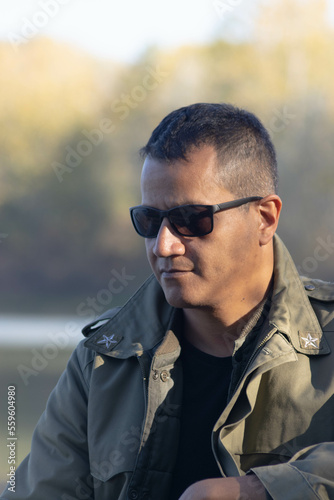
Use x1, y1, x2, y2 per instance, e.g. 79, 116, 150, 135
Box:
0, 342, 94, 500
252, 442, 334, 500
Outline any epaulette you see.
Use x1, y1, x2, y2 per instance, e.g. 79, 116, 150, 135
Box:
301, 277, 334, 302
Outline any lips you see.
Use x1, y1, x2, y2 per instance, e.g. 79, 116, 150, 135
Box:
161, 269, 189, 273
160, 268, 193, 278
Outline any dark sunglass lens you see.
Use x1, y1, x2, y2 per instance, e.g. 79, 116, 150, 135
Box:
171, 206, 213, 236
132, 208, 161, 237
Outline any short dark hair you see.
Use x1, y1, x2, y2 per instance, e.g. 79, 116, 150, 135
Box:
140, 103, 278, 197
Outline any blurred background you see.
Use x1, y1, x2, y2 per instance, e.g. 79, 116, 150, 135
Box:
1, 0, 334, 489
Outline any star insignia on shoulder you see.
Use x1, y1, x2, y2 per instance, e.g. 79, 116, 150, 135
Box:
300, 333, 319, 349
97, 334, 118, 349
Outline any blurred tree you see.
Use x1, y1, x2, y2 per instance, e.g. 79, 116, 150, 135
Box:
1, 0, 334, 312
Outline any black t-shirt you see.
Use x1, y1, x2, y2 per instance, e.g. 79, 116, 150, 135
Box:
169, 338, 233, 499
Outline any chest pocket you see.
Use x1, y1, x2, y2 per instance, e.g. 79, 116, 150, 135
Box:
87, 355, 144, 482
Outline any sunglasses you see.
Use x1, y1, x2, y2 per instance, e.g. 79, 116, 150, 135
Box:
130, 196, 263, 238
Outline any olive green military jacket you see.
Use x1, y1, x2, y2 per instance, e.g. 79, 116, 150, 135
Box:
1, 235, 334, 500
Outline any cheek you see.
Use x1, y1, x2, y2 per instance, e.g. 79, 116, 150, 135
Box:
145, 240, 154, 261
226, 225, 258, 268
145, 241, 160, 275
202, 222, 253, 272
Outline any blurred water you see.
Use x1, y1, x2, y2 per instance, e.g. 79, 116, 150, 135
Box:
0, 315, 88, 346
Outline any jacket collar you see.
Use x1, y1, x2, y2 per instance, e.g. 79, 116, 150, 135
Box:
84, 274, 176, 358
268, 235, 330, 355
83, 235, 330, 358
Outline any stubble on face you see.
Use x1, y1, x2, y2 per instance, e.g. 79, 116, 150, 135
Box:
141, 146, 261, 313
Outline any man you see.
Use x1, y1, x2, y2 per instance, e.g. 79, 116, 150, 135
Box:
2, 103, 334, 500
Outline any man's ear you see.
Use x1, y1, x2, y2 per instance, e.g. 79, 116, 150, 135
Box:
258, 195, 282, 246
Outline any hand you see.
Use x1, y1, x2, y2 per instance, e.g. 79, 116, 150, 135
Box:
178, 475, 267, 500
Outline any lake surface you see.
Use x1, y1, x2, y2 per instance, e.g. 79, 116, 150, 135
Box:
0, 315, 89, 346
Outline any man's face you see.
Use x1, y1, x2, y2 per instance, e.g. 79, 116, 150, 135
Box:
141, 145, 262, 311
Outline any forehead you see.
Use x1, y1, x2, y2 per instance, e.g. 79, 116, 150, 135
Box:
141, 146, 231, 206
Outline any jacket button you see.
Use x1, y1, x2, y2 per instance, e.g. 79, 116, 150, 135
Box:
160, 370, 170, 382
129, 489, 139, 500
305, 284, 316, 291
152, 370, 159, 380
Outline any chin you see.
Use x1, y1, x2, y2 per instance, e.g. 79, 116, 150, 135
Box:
161, 286, 200, 309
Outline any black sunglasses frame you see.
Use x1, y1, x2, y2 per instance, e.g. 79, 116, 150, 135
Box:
130, 196, 263, 238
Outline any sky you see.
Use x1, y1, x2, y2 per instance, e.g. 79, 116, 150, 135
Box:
0, 0, 267, 63
1, 1, 333, 63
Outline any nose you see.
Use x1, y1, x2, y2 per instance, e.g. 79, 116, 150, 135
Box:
152, 218, 186, 257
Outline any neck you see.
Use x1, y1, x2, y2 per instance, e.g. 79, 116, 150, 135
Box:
183, 275, 273, 358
